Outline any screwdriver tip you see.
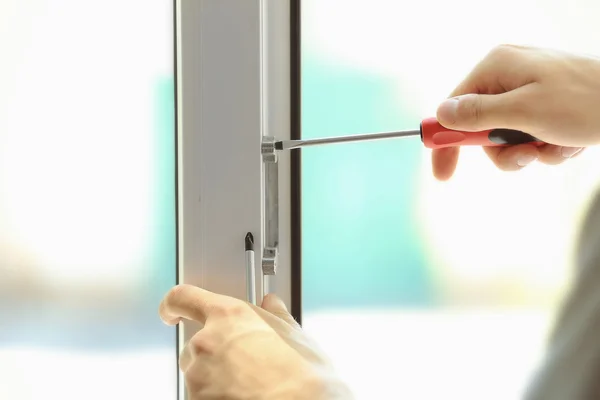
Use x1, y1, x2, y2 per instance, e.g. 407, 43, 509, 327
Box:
245, 232, 254, 251
274, 141, 283, 150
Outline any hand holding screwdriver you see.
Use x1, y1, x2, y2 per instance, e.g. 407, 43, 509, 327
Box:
275, 45, 600, 181
432, 45, 600, 180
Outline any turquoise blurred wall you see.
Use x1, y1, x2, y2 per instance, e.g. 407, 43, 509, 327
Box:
301, 55, 436, 311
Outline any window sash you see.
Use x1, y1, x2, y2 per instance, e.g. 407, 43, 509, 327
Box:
175, 1, 295, 397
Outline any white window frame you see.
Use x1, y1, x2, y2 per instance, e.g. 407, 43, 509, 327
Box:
175, 0, 299, 397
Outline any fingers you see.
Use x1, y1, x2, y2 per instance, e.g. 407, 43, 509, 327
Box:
161, 287, 332, 369
257, 294, 332, 366
432, 143, 584, 179
179, 341, 193, 372
434, 144, 540, 178
483, 144, 584, 170
431, 147, 460, 181
159, 284, 245, 326
159, 284, 295, 329
538, 145, 584, 164
437, 86, 536, 132
159, 284, 213, 325
261, 294, 301, 330
483, 144, 540, 171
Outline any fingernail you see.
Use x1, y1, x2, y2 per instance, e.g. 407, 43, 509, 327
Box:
561, 147, 582, 158
517, 155, 537, 167
437, 98, 459, 125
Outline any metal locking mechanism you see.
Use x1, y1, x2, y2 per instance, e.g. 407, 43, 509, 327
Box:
261, 136, 279, 293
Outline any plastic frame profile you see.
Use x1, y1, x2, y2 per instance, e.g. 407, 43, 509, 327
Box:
175, 0, 291, 398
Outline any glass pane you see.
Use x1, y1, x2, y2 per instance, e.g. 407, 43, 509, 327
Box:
300, 1, 600, 398
0, 2, 176, 399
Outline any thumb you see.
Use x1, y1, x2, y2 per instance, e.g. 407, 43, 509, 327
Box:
436, 90, 530, 131
261, 293, 301, 329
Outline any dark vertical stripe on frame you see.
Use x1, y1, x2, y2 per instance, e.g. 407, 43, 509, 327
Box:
290, 0, 303, 324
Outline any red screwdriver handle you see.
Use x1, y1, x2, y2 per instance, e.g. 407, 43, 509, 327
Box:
420, 117, 543, 149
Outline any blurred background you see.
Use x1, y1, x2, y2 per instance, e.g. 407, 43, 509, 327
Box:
300, 0, 600, 399
0, 1, 176, 399
3, 1, 600, 399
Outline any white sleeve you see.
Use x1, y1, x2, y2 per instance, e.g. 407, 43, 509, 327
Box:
524, 192, 600, 400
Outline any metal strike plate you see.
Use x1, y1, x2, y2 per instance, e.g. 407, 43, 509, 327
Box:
261, 136, 278, 163
261, 136, 279, 275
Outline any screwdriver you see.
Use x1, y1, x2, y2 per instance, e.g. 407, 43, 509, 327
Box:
274, 117, 542, 151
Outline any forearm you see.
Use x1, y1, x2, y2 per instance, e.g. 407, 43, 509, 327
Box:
524, 191, 600, 399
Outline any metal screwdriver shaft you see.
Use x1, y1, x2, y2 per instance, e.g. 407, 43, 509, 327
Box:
274, 129, 421, 151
